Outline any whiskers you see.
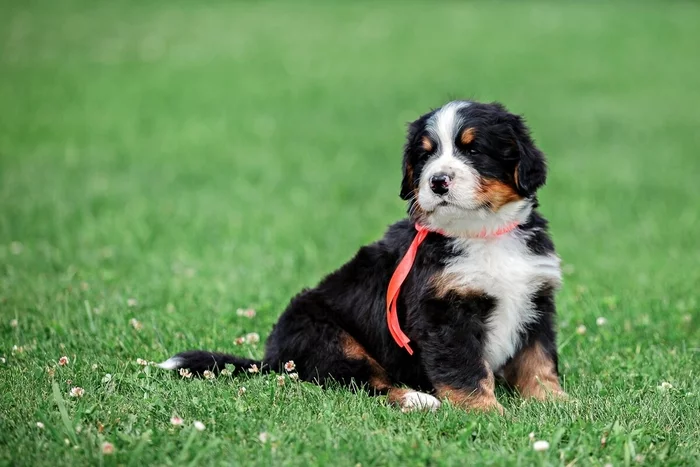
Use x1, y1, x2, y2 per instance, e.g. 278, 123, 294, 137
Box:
406, 191, 425, 223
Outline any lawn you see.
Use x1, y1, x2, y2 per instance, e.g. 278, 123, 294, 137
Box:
1, 1, 699, 465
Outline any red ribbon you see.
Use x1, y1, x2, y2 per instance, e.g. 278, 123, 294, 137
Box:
385, 224, 431, 355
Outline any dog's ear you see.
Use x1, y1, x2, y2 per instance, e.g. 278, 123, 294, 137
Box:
400, 118, 424, 200
505, 113, 547, 196
515, 138, 547, 195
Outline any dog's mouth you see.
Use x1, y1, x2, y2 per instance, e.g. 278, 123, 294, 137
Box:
426, 199, 490, 214
420, 200, 452, 214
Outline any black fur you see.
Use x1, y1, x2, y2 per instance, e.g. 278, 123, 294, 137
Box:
163, 100, 563, 408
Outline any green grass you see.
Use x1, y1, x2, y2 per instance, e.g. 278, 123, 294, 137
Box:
1, 1, 699, 465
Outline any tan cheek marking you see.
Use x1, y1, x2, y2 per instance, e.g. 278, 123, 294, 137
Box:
436, 365, 504, 414
460, 127, 476, 145
503, 342, 567, 400
404, 162, 414, 188
476, 178, 523, 211
421, 136, 433, 152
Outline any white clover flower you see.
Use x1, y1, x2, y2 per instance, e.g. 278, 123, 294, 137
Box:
245, 333, 260, 344
533, 440, 550, 452
193, 421, 205, 431
236, 308, 256, 318
69, 387, 85, 398
9, 241, 23, 255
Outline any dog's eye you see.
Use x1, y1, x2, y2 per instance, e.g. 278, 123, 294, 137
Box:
457, 128, 479, 156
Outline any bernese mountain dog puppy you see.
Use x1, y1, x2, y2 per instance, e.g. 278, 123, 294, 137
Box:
159, 100, 566, 413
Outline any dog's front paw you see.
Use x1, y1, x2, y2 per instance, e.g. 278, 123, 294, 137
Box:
489, 400, 506, 416
461, 396, 504, 415
520, 377, 568, 401
524, 385, 569, 402
436, 383, 505, 415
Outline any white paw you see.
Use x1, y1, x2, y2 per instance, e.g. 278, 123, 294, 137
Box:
157, 357, 184, 370
400, 391, 442, 412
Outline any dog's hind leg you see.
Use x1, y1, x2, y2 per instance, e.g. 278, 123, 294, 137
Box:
340, 332, 441, 412
264, 295, 440, 411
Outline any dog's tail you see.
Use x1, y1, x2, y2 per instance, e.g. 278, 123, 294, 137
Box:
157, 350, 265, 376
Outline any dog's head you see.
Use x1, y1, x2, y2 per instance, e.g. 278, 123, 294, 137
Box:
400, 101, 547, 235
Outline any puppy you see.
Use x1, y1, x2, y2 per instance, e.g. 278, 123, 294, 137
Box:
159, 100, 566, 413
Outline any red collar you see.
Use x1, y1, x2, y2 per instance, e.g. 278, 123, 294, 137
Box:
386, 221, 519, 355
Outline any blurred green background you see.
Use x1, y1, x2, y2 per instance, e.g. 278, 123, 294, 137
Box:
1, 1, 698, 465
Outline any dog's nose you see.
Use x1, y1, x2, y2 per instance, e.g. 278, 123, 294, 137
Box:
430, 173, 451, 195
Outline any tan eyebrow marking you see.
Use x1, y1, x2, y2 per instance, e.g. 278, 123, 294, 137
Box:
421, 136, 434, 152
460, 127, 476, 145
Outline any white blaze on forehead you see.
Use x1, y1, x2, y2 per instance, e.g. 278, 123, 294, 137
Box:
427, 100, 471, 154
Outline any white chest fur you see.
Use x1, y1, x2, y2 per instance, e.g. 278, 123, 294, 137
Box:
444, 232, 562, 371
